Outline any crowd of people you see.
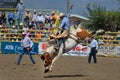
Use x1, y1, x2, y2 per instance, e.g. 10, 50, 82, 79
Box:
0, 1, 61, 42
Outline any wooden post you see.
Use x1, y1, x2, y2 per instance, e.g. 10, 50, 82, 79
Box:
67, 0, 70, 13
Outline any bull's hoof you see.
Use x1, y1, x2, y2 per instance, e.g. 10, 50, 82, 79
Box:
44, 69, 49, 73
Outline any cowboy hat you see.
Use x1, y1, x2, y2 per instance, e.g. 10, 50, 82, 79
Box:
59, 13, 65, 18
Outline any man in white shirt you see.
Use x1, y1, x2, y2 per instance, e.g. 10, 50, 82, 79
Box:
45, 13, 50, 22
36, 12, 45, 24
16, 33, 35, 65
32, 10, 37, 22
88, 35, 98, 63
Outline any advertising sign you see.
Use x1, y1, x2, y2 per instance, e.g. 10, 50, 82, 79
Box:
64, 44, 90, 56
38, 42, 47, 54
38, 42, 90, 56
1, 42, 38, 54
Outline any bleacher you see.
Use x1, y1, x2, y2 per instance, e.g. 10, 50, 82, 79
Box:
0, 8, 58, 42
0, 28, 53, 42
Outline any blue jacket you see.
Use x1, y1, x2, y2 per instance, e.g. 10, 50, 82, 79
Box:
59, 9, 72, 30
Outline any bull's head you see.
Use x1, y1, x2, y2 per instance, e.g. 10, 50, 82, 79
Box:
41, 52, 52, 67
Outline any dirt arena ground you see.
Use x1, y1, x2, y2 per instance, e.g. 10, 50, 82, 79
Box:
0, 54, 120, 80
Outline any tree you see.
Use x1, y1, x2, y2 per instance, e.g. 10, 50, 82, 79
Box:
85, 3, 120, 32
86, 3, 107, 31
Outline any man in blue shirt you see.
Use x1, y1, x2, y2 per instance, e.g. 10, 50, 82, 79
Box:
8, 10, 15, 26
16, 33, 35, 65
55, 5, 73, 50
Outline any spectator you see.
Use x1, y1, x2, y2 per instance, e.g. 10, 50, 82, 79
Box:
32, 10, 37, 22
44, 19, 50, 30
0, 25, 2, 41
29, 27, 35, 40
0, 11, 6, 24
16, 1, 25, 24
31, 10, 37, 29
22, 25, 29, 34
116, 30, 120, 44
50, 11, 57, 21
1, 23, 7, 28
28, 21, 35, 29
36, 32, 41, 42
1, 26, 8, 41
10, 25, 19, 41
8, 10, 15, 27
19, 22, 24, 29
0, 16, 2, 25
24, 9, 31, 26
50, 19, 57, 33
45, 13, 51, 23
36, 12, 45, 25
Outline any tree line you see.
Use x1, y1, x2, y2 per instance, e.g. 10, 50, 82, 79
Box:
85, 0, 120, 32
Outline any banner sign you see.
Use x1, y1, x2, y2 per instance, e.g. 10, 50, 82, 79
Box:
1, 42, 38, 54
64, 44, 90, 56
38, 42, 90, 56
98, 45, 120, 56
38, 42, 47, 54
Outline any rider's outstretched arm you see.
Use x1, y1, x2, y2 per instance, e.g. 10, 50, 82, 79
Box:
67, 4, 73, 18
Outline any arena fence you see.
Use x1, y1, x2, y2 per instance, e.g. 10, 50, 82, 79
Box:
97, 31, 120, 57
0, 28, 120, 57
0, 28, 52, 42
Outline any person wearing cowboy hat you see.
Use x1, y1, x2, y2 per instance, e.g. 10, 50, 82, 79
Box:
88, 32, 98, 63
24, 9, 31, 26
16, 1, 25, 23
16, 32, 36, 65
53, 5, 73, 50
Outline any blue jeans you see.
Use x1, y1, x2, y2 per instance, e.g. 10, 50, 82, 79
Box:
88, 47, 97, 63
58, 38, 64, 49
16, 10, 24, 22
17, 47, 35, 65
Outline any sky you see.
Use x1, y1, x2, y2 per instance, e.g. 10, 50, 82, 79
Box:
23, 0, 119, 16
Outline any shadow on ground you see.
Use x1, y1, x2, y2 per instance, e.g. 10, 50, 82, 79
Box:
44, 74, 88, 78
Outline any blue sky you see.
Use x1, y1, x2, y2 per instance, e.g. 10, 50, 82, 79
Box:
23, 0, 119, 16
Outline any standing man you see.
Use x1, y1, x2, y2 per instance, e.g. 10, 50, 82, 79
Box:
16, 33, 35, 65
88, 35, 98, 63
16, 0, 25, 24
